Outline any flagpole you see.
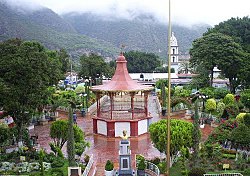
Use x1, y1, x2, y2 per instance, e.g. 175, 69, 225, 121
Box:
167, 0, 171, 175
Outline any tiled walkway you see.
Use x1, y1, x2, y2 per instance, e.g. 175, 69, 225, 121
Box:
30, 95, 214, 175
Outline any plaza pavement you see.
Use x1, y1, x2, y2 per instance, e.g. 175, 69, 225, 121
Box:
30, 95, 213, 175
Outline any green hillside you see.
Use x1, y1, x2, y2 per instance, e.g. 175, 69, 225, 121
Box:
0, 2, 119, 58
0, 1, 210, 59
63, 13, 211, 58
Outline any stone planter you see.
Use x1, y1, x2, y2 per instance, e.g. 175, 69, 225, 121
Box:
137, 169, 145, 176
105, 170, 114, 176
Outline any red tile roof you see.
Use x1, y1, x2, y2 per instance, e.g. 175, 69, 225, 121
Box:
91, 53, 153, 92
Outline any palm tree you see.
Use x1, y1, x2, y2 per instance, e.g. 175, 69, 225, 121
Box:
178, 61, 193, 74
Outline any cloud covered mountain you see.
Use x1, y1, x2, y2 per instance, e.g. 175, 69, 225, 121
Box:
0, 1, 210, 59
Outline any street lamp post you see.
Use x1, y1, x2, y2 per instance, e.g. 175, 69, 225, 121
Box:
84, 79, 89, 115
199, 94, 208, 112
166, 0, 171, 175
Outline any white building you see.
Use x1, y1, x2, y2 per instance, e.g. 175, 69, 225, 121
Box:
163, 32, 180, 73
170, 32, 179, 72
64, 72, 78, 86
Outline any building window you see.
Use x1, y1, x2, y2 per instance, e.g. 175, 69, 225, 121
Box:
172, 56, 175, 62
173, 48, 175, 54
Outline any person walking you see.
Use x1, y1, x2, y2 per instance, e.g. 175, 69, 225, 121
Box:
73, 112, 77, 125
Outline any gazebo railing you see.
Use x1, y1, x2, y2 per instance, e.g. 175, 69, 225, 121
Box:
100, 111, 146, 120
203, 173, 243, 176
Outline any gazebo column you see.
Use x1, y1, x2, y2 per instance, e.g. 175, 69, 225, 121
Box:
144, 91, 149, 116
130, 92, 135, 119
109, 92, 115, 120
96, 92, 101, 117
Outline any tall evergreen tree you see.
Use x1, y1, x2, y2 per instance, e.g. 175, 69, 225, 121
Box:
67, 106, 76, 166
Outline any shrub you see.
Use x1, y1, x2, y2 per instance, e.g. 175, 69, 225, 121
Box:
205, 98, 216, 113
105, 160, 114, 171
244, 168, 250, 175
199, 87, 215, 98
137, 158, 146, 170
51, 168, 64, 176
49, 142, 63, 157
236, 113, 246, 123
243, 113, 250, 127
236, 101, 244, 111
223, 94, 235, 105
214, 88, 230, 99
44, 153, 57, 163
51, 159, 64, 168
79, 163, 86, 172
188, 167, 206, 176
240, 90, 250, 109
136, 154, 145, 161
24, 150, 39, 161
157, 161, 166, 174
225, 103, 239, 118
84, 154, 90, 164
150, 157, 160, 165
0, 123, 10, 146
217, 101, 225, 114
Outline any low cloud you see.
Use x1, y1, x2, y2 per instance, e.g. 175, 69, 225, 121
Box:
2, 0, 250, 26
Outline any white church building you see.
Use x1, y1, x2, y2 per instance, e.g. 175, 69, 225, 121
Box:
162, 32, 180, 73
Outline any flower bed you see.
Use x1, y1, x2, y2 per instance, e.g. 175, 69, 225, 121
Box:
0, 161, 51, 173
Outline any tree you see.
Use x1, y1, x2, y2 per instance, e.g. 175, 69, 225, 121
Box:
49, 120, 89, 149
206, 17, 250, 52
231, 124, 250, 148
149, 119, 194, 159
192, 100, 201, 167
155, 79, 168, 89
190, 32, 244, 92
155, 66, 175, 73
124, 51, 161, 73
240, 89, 250, 109
178, 61, 193, 74
67, 107, 76, 166
79, 53, 114, 83
205, 17, 250, 89
214, 88, 230, 99
58, 49, 70, 74
50, 120, 68, 149
0, 123, 10, 147
173, 86, 191, 98
0, 39, 63, 141
189, 65, 210, 89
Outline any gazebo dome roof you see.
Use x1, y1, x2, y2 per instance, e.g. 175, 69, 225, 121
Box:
91, 53, 153, 92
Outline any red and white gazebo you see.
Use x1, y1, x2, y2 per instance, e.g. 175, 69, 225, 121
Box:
91, 53, 154, 137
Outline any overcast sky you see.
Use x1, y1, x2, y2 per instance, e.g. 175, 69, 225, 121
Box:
5, 0, 250, 26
